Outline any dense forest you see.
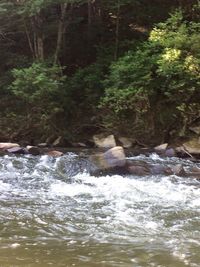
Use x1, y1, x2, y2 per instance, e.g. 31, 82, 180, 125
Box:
0, 0, 199, 145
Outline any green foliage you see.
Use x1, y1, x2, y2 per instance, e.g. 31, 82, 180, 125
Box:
8, 63, 67, 139
10, 63, 65, 103
63, 63, 106, 132
0, 0, 199, 142
100, 11, 200, 138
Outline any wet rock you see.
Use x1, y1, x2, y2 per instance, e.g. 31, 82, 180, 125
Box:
151, 164, 173, 175
6, 146, 26, 154
118, 137, 133, 148
127, 161, 150, 176
187, 166, 200, 178
93, 134, 116, 148
171, 164, 186, 176
190, 166, 200, 173
165, 148, 176, 157
0, 143, 20, 150
26, 146, 41, 156
47, 150, 64, 157
127, 161, 173, 176
90, 146, 126, 170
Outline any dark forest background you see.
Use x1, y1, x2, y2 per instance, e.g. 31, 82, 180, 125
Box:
0, 0, 199, 145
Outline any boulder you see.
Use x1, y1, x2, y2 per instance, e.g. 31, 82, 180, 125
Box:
26, 146, 41, 156
0, 143, 20, 150
47, 150, 64, 157
90, 146, 126, 170
183, 138, 200, 155
118, 137, 133, 148
93, 134, 116, 148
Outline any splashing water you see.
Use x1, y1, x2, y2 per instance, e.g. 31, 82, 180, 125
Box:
0, 153, 200, 267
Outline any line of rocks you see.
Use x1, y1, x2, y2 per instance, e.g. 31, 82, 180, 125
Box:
90, 146, 200, 179
0, 143, 63, 157
1, 136, 200, 179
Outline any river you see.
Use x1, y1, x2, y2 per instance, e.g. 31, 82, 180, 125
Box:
0, 152, 200, 267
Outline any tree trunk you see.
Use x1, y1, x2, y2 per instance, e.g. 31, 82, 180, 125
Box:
30, 14, 44, 61
54, 3, 68, 65
114, 0, 120, 60
24, 21, 35, 59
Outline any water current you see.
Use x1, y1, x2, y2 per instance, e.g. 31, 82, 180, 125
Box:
0, 152, 200, 267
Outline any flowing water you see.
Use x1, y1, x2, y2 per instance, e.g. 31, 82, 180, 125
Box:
0, 152, 200, 267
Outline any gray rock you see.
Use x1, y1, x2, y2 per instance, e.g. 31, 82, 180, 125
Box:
165, 148, 176, 157
127, 162, 150, 176
6, 146, 26, 154
90, 146, 126, 170
151, 164, 173, 175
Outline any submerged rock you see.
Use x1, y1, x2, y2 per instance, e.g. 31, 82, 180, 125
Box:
171, 164, 186, 176
127, 161, 150, 176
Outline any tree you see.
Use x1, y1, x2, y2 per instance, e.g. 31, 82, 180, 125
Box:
100, 10, 200, 140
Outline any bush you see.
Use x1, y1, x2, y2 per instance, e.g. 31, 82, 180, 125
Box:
9, 62, 67, 140
100, 11, 200, 141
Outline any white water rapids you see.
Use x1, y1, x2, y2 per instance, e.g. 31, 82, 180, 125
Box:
0, 152, 200, 266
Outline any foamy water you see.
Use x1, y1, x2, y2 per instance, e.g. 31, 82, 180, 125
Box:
0, 153, 200, 267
